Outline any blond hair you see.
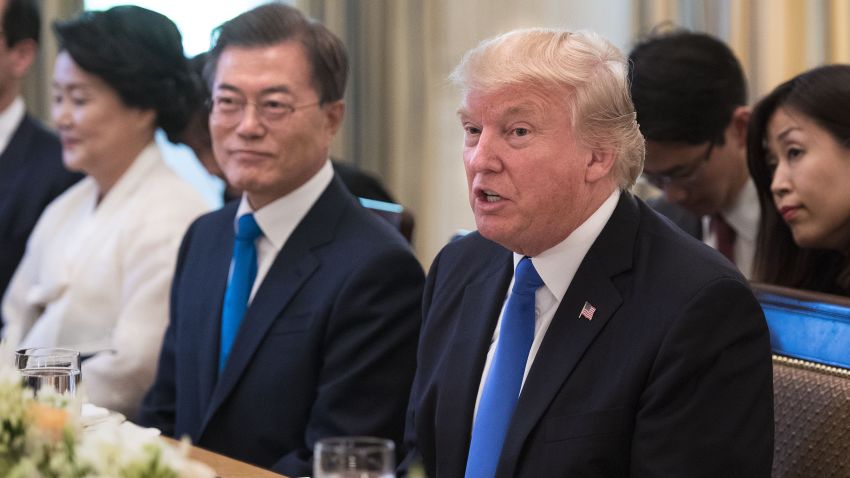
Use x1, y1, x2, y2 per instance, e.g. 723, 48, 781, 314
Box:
451, 28, 645, 189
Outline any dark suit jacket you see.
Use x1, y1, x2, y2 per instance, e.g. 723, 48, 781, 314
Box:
139, 176, 424, 477
404, 193, 773, 477
0, 114, 81, 304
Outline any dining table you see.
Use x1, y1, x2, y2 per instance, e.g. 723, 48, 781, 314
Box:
160, 436, 288, 478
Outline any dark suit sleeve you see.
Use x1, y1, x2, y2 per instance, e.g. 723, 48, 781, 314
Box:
630, 277, 773, 477
271, 246, 424, 475
399, 249, 442, 474
136, 222, 197, 435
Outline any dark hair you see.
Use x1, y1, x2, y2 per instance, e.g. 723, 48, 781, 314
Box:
3, 0, 40, 47
189, 52, 210, 101
628, 30, 747, 145
207, 3, 348, 104
181, 51, 211, 144
53, 5, 201, 142
746, 64, 850, 294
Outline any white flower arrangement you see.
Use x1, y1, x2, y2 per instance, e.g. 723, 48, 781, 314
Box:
0, 342, 215, 478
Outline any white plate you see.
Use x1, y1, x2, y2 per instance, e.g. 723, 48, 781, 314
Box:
81, 403, 125, 429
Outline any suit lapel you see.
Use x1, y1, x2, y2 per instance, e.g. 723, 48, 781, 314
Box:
437, 250, 513, 477
497, 194, 640, 476
200, 178, 348, 432
193, 207, 237, 415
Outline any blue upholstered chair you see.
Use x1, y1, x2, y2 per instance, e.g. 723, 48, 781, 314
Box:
358, 197, 414, 243
754, 283, 850, 478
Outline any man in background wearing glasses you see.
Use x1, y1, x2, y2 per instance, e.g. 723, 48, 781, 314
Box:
629, 30, 759, 278
138, 4, 424, 477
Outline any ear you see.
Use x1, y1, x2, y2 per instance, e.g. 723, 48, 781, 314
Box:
131, 108, 157, 135
9, 39, 37, 78
322, 100, 345, 137
142, 108, 157, 126
585, 148, 617, 184
727, 105, 751, 149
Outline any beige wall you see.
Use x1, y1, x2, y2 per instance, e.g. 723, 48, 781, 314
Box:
22, 0, 82, 122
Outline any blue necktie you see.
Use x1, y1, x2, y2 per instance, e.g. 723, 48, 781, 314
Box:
219, 213, 262, 373
465, 256, 543, 478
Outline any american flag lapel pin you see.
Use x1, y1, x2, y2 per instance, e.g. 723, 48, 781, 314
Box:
579, 301, 596, 321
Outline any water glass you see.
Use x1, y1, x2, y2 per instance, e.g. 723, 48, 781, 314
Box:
314, 436, 395, 478
15, 347, 81, 396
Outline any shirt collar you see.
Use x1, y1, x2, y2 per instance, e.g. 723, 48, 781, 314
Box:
0, 97, 26, 154
235, 159, 334, 250
515, 189, 621, 303
717, 178, 759, 241
94, 141, 161, 209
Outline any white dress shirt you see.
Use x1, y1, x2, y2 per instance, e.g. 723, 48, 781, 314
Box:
234, 159, 334, 301
473, 190, 621, 417
2, 142, 211, 417
701, 179, 759, 279
0, 96, 25, 155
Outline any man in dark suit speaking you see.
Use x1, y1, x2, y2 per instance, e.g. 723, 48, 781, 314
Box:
402, 28, 773, 477
138, 5, 424, 477
0, 0, 81, 310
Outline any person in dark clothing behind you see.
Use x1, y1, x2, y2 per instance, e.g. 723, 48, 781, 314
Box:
629, 30, 758, 278
0, 0, 82, 316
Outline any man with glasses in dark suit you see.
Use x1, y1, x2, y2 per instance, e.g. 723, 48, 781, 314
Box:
629, 30, 759, 277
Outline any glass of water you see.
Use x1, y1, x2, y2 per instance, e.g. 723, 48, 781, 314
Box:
16, 347, 81, 396
314, 436, 395, 478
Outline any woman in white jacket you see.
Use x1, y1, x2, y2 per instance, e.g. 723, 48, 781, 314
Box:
2, 6, 211, 418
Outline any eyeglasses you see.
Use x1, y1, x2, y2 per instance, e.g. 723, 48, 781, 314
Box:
644, 141, 715, 189
208, 94, 320, 127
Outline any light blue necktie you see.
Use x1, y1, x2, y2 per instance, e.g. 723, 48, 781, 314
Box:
218, 213, 262, 373
465, 256, 543, 478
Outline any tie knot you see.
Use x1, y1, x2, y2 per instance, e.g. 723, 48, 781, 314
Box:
236, 213, 262, 241
710, 214, 736, 263
710, 214, 733, 232
512, 256, 543, 295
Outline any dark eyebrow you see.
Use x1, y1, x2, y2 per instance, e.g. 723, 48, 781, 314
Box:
259, 85, 293, 96
214, 83, 294, 97
51, 82, 92, 94
776, 126, 801, 142
214, 83, 240, 94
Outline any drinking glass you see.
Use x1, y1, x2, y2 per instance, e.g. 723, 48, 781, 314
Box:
15, 347, 81, 396
314, 436, 395, 478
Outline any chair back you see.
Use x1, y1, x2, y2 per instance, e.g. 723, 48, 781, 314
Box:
358, 197, 414, 243
754, 283, 850, 477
